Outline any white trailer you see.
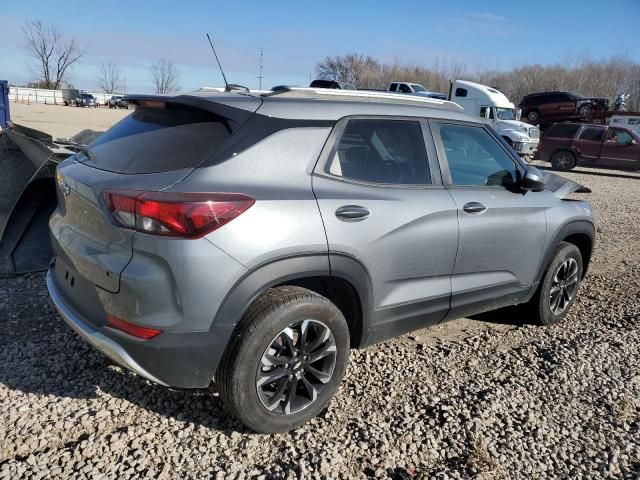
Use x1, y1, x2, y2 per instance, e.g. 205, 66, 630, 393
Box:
448, 80, 539, 159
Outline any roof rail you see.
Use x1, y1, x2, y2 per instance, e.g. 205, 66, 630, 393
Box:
263, 87, 463, 111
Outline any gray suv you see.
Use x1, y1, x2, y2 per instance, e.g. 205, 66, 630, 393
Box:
47, 89, 595, 433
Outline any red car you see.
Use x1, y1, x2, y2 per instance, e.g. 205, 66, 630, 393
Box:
538, 123, 640, 171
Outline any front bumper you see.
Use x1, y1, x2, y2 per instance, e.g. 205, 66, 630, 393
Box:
46, 267, 234, 388
513, 141, 538, 156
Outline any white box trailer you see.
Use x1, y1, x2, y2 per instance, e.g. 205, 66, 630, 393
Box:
448, 80, 539, 159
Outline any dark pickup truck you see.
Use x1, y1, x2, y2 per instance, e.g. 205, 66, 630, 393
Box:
539, 123, 640, 171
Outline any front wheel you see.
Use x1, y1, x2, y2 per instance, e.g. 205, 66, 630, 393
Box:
523, 242, 583, 325
578, 104, 591, 116
216, 286, 350, 433
551, 150, 576, 171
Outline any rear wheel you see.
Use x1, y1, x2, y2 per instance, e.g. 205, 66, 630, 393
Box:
527, 110, 540, 123
551, 150, 576, 171
523, 242, 583, 326
216, 286, 350, 433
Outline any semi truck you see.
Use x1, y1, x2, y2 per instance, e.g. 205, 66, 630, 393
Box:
448, 80, 540, 159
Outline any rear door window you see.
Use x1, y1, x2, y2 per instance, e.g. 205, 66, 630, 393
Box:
579, 127, 606, 142
325, 119, 431, 185
79, 104, 232, 174
544, 124, 581, 138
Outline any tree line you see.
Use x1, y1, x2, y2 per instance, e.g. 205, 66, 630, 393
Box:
22, 19, 180, 95
316, 53, 640, 111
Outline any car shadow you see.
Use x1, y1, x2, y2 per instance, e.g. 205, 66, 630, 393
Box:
469, 305, 532, 327
536, 165, 640, 181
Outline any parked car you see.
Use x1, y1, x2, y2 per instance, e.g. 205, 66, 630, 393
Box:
448, 80, 539, 158
539, 122, 640, 171
108, 95, 128, 109
309, 79, 356, 90
47, 89, 595, 433
518, 92, 609, 125
387, 81, 447, 99
75, 93, 96, 107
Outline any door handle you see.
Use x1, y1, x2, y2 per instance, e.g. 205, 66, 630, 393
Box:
335, 205, 370, 221
463, 202, 487, 214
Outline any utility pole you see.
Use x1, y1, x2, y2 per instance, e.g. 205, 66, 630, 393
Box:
258, 49, 264, 90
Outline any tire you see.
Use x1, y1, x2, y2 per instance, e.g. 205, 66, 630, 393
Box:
216, 286, 350, 433
578, 104, 591, 116
523, 242, 583, 326
527, 110, 540, 123
551, 150, 576, 171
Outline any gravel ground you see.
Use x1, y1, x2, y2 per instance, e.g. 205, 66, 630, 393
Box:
1, 163, 639, 479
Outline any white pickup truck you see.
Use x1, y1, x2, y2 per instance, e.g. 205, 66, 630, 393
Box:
448, 80, 539, 159
386, 82, 447, 99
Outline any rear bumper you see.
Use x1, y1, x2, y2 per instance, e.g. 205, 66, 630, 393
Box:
47, 267, 234, 388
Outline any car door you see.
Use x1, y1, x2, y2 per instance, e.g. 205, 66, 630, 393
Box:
600, 127, 640, 169
430, 121, 549, 320
312, 117, 459, 339
554, 93, 578, 119
537, 94, 557, 119
573, 125, 606, 164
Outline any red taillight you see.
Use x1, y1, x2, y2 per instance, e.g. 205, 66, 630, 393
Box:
103, 190, 254, 238
107, 314, 162, 339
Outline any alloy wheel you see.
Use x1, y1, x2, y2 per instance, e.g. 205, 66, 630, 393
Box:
256, 319, 337, 415
549, 257, 579, 315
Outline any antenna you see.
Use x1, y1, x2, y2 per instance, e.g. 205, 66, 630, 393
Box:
258, 49, 264, 90
206, 33, 229, 91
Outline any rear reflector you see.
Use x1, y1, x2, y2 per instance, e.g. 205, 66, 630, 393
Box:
107, 314, 162, 339
103, 190, 254, 239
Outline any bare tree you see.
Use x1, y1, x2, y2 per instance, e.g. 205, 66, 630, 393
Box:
314, 53, 640, 109
99, 62, 122, 94
150, 59, 180, 94
22, 19, 85, 90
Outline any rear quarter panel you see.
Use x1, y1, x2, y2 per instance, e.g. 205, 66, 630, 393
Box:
168, 127, 333, 270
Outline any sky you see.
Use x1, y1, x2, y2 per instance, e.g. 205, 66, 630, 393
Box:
1, 0, 639, 94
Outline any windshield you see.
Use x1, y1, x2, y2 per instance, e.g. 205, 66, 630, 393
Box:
410, 84, 426, 92
495, 108, 517, 120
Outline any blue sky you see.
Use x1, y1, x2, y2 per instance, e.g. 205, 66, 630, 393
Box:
1, 0, 639, 93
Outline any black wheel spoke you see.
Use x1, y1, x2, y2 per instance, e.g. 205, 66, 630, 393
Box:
257, 367, 288, 387
284, 378, 298, 414
265, 377, 289, 411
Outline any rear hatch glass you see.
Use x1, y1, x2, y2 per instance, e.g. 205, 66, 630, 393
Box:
77, 103, 233, 174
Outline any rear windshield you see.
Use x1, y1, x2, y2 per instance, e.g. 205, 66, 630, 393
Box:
544, 124, 581, 139
78, 104, 232, 174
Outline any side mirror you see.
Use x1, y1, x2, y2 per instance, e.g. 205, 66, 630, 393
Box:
516, 108, 522, 121
521, 166, 545, 192
482, 108, 491, 120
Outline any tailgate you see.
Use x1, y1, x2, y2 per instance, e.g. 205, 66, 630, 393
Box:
50, 159, 191, 293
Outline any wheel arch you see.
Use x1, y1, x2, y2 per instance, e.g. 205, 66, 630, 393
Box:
212, 253, 374, 350
533, 220, 595, 287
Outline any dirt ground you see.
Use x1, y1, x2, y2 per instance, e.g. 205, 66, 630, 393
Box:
8, 101, 130, 139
